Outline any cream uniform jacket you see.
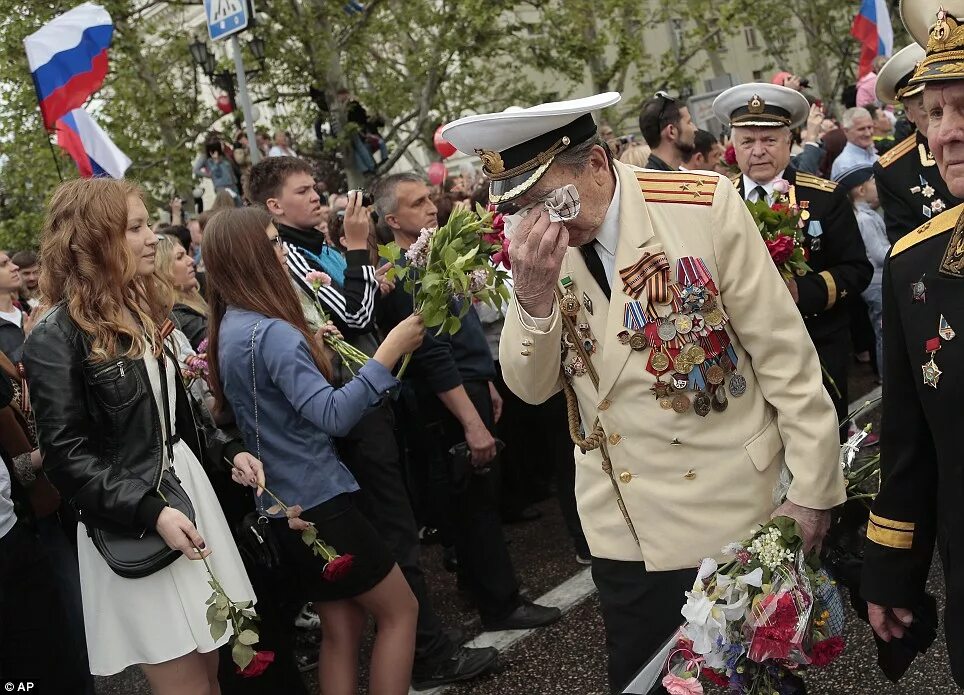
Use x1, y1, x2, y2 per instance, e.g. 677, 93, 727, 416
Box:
499, 161, 846, 571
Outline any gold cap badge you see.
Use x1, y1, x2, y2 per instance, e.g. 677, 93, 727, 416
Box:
748, 95, 765, 114
475, 149, 505, 175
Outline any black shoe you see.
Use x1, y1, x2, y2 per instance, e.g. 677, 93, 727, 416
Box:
411, 646, 499, 690
481, 600, 561, 631
442, 545, 458, 572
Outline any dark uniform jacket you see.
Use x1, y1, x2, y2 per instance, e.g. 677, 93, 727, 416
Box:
874, 131, 961, 246
732, 166, 873, 342
861, 203, 964, 687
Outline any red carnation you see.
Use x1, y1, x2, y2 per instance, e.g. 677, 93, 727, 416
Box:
322, 554, 355, 581
237, 650, 275, 678
765, 236, 795, 265
810, 636, 845, 667
724, 144, 737, 166
703, 668, 729, 687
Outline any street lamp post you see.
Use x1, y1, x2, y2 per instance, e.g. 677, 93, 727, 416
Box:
189, 35, 265, 164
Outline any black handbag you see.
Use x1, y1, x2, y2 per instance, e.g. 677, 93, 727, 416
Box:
89, 349, 196, 579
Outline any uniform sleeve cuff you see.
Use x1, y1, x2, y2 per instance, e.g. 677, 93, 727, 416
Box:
516, 300, 557, 333
135, 494, 167, 530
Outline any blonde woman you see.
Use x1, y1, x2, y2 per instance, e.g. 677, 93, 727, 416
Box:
155, 234, 208, 350
23, 178, 262, 694
617, 140, 652, 168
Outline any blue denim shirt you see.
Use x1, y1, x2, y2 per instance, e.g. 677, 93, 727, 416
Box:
218, 307, 397, 514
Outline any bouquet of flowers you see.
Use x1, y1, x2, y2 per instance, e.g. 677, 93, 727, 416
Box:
744, 179, 811, 280
379, 204, 511, 376
304, 271, 371, 373
663, 517, 845, 694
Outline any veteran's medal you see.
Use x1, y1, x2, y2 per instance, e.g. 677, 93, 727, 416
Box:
560, 276, 581, 316
672, 373, 689, 391
940, 314, 956, 341
629, 332, 648, 351
686, 344, 706, 365
712, 388, 729, 412
729, 372, 747, 397
673, 353, 692, 374
912, 276, 927, 303
706, 365, 725, 386
651, 348, 671, 374
923, 337, 942, 389
704, 308, 724, 327
674, 314, 693, 335
694, 392, 712, 417
672, 393, 692, 413
657, 320, 677, 342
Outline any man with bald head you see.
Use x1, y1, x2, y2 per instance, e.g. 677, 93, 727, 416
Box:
715, 83, 873, 437
861, 2, 964, 685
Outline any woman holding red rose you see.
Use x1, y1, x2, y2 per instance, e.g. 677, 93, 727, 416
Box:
205, 208, 425, 695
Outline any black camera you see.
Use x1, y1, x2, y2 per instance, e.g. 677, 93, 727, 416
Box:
350, 189, 375, 207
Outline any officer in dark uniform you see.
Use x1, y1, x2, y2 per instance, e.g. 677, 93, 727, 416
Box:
714, 83, 873, 435
873, 42, 962, 245
862, 2, 964, 687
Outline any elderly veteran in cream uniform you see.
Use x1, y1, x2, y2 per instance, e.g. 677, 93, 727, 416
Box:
443, 93, 845, 694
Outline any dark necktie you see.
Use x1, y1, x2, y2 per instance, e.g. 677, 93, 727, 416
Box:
579, 243, 611, 300
751, 185, 768, 203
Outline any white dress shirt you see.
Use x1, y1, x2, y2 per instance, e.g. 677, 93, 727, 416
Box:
742, 170, 787, 204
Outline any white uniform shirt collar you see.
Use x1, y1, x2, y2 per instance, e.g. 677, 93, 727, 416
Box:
592, 169, 622, 287
742, 169, 787, 203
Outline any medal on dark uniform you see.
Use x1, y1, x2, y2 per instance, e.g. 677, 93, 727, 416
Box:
672, 393, 692, 413
912, 276, 927, 303
922, 337, 942, 388
694, 391, 712, 417
940, 315, 956, 341
729, 372, 747, 397
712, 387, 729, 412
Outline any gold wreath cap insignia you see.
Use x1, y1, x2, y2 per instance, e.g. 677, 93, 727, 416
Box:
476, 149, 505, 175
748, 95, 765, 114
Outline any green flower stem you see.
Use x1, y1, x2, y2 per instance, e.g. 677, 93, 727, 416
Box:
396, 352, 413, 380
256, 484, 336, 561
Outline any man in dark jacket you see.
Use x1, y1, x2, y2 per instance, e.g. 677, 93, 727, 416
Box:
374, 172, 561, 635
638, 92, 697, 171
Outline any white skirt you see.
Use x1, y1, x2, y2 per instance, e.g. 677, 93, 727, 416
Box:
76, 441, 257, 676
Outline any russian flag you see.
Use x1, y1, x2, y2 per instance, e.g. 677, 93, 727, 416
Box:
56, 108, 131, 179
23, 3, 113, 130
852, 0, 894, 78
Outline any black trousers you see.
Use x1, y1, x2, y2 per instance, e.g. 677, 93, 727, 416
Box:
814, 329, 851, 442
337, 403, 454, 666
1, 521, 86, 694
420, 380, 521, 621
591, 557, 696, 695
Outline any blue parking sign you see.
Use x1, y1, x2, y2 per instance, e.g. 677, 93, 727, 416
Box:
204, 0, 251, 41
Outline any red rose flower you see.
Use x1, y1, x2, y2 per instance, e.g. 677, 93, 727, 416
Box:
724, 144, 737, 166
770, 203, 789, 214
810, 636, 845, 667
765, 236, 795, 265
237, 650, 275, 678
703, 668, 729, 687
322, 554, 355, 581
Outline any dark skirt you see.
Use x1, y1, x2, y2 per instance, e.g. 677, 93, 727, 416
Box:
270, 493, 395, 602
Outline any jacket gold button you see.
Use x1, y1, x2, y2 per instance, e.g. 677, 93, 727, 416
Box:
521, 350, 531, 356
522, 339, 533, 346
599, 399, 611, 411
671, 438, 682, 446
618, 471, 632, 484
684, 469, 696, 480
609, 433, 622, 446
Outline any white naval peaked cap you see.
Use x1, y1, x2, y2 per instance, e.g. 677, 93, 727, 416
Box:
901, 0, 964, 86
441, 92, 621, 204
712, 83, 810, 130
877, 44, 926, 104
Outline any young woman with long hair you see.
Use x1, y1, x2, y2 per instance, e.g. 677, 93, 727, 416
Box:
204, 207, 423, 695
155, 233, 208, 349
23, 178, 264, 695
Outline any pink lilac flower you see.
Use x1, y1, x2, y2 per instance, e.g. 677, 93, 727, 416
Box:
469, 268, 488, 293
405, 228, 433, 268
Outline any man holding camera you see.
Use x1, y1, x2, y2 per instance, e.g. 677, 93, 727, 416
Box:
248, 157, 501, 689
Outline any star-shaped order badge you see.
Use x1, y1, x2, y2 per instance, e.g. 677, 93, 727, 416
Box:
923, 337, 942, 388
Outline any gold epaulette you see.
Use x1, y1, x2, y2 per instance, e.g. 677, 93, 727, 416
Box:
795, 172, 838, 193
891, 203, 964, 257
637, 171, 718, 206
877, 133, 916, 168
729, 173, 741, 187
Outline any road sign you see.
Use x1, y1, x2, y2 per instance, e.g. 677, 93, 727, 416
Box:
204, 0, 250, 42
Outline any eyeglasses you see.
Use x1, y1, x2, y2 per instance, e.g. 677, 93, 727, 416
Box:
653, 91, 677, 126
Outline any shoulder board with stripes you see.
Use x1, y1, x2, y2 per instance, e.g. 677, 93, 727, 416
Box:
891, 203, 964, 257
636, 171, 719, 206
729, 173, 741, 187
795, 172, 838, 192
877, 133, 916, 168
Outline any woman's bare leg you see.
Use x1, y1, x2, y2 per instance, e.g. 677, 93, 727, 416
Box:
140, 650, 214, 695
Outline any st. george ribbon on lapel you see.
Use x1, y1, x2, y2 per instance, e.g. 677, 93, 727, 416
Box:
619, 251, 671, 301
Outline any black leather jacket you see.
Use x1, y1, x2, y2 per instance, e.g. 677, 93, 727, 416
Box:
22, 305, 245, 534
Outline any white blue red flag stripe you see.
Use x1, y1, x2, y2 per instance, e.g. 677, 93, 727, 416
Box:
56, 108, 131, 179
23, 3, 113, 130
851, 0, 894, 78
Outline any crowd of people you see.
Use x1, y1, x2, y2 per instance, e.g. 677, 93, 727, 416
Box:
4, 4, 964, 694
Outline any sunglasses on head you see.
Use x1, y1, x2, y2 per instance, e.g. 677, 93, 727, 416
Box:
653, 91, 677, 126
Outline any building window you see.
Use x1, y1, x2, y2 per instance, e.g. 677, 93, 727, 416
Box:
744, 27, 760, 50
752, 70, 764, 81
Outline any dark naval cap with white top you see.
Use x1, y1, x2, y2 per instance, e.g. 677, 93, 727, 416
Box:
711, 83, 809, 130
441, 92, 621, 204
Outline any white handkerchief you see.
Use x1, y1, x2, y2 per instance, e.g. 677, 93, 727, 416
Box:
502, 185, 582, 238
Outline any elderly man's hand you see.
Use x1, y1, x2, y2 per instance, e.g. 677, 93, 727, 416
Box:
508, 209, 569, 318
771, 500, 831, 554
